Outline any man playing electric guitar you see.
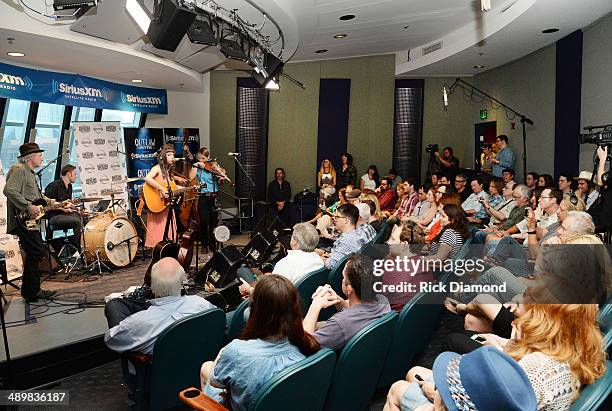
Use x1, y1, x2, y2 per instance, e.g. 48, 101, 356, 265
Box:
3, 143, 57, 302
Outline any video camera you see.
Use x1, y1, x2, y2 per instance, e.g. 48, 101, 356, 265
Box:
425, 144, 439, 153
580, 124, 612, 146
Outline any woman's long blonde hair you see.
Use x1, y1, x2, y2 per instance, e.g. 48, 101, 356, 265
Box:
318, 159, 336, 180
505, 304, 606, 388
360, 193, 382, 218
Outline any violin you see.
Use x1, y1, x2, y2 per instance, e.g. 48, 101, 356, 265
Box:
197, 159, 234, 186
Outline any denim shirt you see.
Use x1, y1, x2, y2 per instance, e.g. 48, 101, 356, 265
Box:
205, 338, 306, 411
492, 147, 516, 177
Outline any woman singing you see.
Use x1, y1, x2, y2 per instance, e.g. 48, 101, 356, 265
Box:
143, 144, 179, 248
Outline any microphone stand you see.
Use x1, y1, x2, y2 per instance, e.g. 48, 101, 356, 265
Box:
35, 150, 69, 192
230, 154, 256, 188
447, 78, 533, 181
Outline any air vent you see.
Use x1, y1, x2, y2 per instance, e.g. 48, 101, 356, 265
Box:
422, 41, 443, 56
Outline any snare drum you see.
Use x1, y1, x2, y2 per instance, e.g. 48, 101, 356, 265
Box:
83, 214, 139, 267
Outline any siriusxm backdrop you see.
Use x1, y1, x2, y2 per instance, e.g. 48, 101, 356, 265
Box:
0, 62, 167, 114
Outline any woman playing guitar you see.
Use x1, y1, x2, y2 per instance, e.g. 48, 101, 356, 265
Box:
189, 147, 229, 253
143, 144, 180, 248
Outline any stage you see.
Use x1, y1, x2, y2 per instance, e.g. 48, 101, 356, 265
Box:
0, 235, 250, 389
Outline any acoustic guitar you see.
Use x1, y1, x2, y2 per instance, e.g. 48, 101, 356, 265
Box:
143, 181, 201, 213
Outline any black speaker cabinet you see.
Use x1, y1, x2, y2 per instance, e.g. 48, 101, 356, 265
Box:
147, 0, 197, 52
242, 230, 277, 268
196, 245, 244, 288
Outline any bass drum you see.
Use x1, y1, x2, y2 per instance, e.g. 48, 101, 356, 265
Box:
83, 214, 139, 267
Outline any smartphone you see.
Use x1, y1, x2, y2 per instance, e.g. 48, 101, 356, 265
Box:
415, 374, 424, 382
471, 334, 486, 344
524, 207, 531, 218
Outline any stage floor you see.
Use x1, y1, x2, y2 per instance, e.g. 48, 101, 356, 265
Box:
1, 235, 250, 363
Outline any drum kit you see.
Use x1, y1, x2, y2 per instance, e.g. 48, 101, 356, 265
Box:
64, 177, 143, 276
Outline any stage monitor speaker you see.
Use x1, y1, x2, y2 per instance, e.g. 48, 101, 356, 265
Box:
201, 279, 242, 312
242, 230, 277, 268
187, 15, 217, 45
147, 0, 197, 52
196, 245, 244, 288
250, 214, 286, 240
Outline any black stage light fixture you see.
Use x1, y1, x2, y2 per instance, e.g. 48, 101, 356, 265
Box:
218, 37, 248, 61
252, 52, 284, 87
53, 0, 97, 10
147, 0, 197, 52
187, 14, 217, 45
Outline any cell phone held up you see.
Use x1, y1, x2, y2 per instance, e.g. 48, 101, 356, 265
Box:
471, 334, 486, 344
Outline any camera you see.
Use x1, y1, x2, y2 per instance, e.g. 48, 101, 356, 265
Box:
425, 144, 439, 153
478, 197, 485, 203
524, 208, 531, 218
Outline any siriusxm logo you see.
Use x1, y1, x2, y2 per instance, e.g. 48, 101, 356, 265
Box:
84, 164, 95, 173
94, 138, 106, 145
99, 176, 110, 184
121, 91, 163, 106
0, 72, 33, 89
82, 152, 94, 159
110, 163, 121, 171
106, 126, 118, 132
79, 126, 91, 133
86, 177, 98, 185
97, 164, 109, 171
53, 80, 107, 99
112, 174, 123, 181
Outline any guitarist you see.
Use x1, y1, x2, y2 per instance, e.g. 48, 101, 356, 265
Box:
3, 143, 57, 302
44, 164, 81, 252
143, 144, 179, 248
190, 148, 223, 253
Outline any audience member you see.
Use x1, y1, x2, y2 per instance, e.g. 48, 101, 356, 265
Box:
388, 179, 419, 224
303, 254, 391, 351
360, 192, 382, 218
538, 173, 554, 188
435, 146, 460, 180
429, 172, 439, 187
525, 171, 539, 190
406, 187, 437, 227
375, 177, 398, 213
502, 168, 516, 187
387, 168, 403, 189
426, 204, 469, 261
410, 185, 431, 219
589, 146, 612, 229
462, 176, 489, 224
337, 152, 357, 190
201, 275, 319, 411
316, 204, 367, 269
479, 177, 507, 226
267, 167, 292, 226
491, 135, 516, 177
558, 172, 575, 195
360, 165, 380, 192
480, 143, 495, 174
438, 175, 451, 189
308, 188, 347, 231
363, 199, 384, 232
575, 171, 600, 210
355, 203, 377, 243
317, 159, 336, 205
345, 188, 361, 205
453, 173, 472, 203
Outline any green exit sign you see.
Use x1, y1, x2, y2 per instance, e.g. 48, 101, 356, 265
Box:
480, 109, 488, 120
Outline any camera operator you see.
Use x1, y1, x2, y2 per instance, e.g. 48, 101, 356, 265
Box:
434, 146, 460, 181
588, 146, 611, 229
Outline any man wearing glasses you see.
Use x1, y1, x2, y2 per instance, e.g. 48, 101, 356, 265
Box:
453, 174, 472, 203
491, 135, 515, 178
315, 204, 366, 269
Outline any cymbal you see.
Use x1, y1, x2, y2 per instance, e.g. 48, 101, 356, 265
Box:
75, 197, 104, 203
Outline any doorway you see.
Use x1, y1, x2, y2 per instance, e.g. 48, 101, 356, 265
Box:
474, 121, 497, 172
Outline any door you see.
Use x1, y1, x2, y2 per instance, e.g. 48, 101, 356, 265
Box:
474, 121, 497, 172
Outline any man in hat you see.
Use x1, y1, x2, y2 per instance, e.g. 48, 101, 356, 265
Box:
575, 171, 600, 210
3, 143, 57, 302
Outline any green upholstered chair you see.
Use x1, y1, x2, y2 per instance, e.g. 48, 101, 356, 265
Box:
294, 267, 330, 314
569, 360, 612, 411
226, 298, 250, 341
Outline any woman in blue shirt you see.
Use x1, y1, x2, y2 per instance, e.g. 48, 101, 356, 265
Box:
201, 275, 320, 411
190, 147, 222, 253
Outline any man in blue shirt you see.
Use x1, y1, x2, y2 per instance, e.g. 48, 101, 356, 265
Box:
316, 204, 367, 269
491, 135, 516, 177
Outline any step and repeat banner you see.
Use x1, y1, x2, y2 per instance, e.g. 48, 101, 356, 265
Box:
73, 122, 129, 212
0, 160, 25, 282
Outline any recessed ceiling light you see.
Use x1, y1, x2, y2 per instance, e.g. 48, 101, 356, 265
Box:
315, 49, 328, 54
339, 14, 355, 21
131, 79, 143, 83
473, 65, 486, 69
403, 25, 410, 29
7, 52, 25, 57
333, 33, 348, 39
542, 28, 559, 34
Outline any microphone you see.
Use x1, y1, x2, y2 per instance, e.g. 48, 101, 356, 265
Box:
172, 157, 186, 162
443, 86, 448, 110
228, 152, 240, 157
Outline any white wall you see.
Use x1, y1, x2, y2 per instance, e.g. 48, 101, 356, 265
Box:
580, 14, 612, 171
146, 72, 211, 147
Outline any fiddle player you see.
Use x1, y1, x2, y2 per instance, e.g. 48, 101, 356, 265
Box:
3, 143, 57, 302
190, 148, 224, 253
44, 164, 81, 252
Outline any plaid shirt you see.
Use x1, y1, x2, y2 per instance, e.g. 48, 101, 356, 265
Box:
396, 191, 419, 218
327, 229, 367, 269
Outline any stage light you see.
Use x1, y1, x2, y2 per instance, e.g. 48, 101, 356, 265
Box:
481, 0, 491, 12
7, 52, 25, 57
125, 0, 151, 33
334, 33, 348, 39
265, 77, 280, 91
218, 38, 248, 61
252, 52, 284, 89
131, 79, 143, 83
187, 14, 217, 46
146, 0, 197, 52
315, 49, 328, 54
443, 86, 448, 109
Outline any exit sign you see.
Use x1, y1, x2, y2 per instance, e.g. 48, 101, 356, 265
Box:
480, 109, 488, 120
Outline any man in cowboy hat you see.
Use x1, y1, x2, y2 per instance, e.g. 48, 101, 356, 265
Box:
3, 143, 57, 302
574, 170, 600, 210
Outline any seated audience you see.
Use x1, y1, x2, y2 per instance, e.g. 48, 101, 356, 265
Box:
238, 223, 324, 293
435, 146, 460, 181
429, 172, 439, 187
387, 168, 403, 189
363, 199, 384, 232
337, 152, 357, 190
201, 275, 320, 411
558, 172, 575, 195
355, 202, 377, 243
316, 204, 367, 269
453, 173, 472, 203
317, 158, 336, 205
502, 168, 516, 187
360, 165, 380, 192
538, 173, 554, 188
425, 204, 469, 261
104, 257, 214, 354
406, 187, 437, 227
387, 179, 419, 224
308, 187, 347, 231
303, 254, 391, 351
575, 171, 600, 210
375, 177, 399, 213
360, 192, 382, 218
481, 179, 516, 227
345, 188, 362, 205
267, 167, 292, 226
438, 175, 451, 189
410, 185, 431, 219
462, 176, 489, 225
525, 171, 539, 190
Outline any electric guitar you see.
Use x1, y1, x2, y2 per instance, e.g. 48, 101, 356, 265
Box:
142, 181, 204, 213
16, 198, 76, 231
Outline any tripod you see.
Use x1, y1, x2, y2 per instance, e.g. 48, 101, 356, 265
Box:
0, 287, 12, 389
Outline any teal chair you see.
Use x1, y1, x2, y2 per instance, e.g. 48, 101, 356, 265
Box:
179, 349, 337, 411
226, 299, 251, 340
324, 312, 398, 411
377, 292, 447, 388
295, 267, 330, 314
569, 360, 612, 411
319, 256, 349, 321
141, 307, 226, 411
454, 237, 473, 261
372, 223, 389, 244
